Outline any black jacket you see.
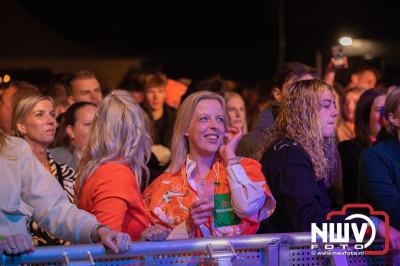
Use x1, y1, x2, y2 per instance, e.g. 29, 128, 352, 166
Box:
142, 104, 177, 148
258, 138, 348, 233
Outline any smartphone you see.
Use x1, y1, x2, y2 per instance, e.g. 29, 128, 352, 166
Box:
331, 45, 346, 69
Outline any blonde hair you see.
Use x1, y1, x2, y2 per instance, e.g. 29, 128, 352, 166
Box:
0, 130, 17, 160
76, 90, 151, 202
224, 91, 248, 134
12, 95, 55, 137
167, 91, 228, 175
385, 88, 400, 135
0, 129, 8, 156
260, 79, 336, 181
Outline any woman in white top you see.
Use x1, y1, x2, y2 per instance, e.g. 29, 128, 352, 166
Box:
0, 130, 130, 255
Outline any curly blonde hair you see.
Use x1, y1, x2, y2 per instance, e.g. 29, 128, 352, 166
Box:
76, 90, 152, 202
259, 79, 336, 181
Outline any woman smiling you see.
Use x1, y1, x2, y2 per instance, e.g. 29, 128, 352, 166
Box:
143, 90, 275, 238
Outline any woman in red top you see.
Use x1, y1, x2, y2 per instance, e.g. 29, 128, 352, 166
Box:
76, 90, 168, 241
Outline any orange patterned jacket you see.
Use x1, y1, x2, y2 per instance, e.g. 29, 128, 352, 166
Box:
143, 157, 275, 238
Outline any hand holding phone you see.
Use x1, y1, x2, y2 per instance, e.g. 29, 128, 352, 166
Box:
331, 45, 348, 69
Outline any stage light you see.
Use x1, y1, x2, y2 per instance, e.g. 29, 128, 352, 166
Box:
339, 36, 353, 46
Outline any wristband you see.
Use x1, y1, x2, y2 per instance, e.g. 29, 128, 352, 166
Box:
92, 224, 111, 243
226, 157, 240, 165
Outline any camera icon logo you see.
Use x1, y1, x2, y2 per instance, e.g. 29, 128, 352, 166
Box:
311, 204, 390, 256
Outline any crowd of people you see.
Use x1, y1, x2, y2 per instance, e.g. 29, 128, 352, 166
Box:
1, 60, 400, 255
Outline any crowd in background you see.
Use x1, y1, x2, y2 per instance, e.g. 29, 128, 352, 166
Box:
1, 58, 400, 255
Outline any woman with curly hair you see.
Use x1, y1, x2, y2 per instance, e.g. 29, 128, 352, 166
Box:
257, 79, 338, 233
257, 79, 400, 251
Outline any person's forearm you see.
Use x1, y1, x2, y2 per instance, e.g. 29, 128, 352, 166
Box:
20, 145, 99, 243
226, 163, 266, 217
323, 71, 335, 86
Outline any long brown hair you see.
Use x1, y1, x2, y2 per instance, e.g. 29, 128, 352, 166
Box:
354, 88, 386, 148
259, 79, 336, 181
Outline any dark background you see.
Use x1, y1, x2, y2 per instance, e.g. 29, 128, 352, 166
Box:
3, 0, 400, 83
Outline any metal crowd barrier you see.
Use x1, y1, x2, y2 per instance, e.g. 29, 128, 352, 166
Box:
1, 232, 399, 265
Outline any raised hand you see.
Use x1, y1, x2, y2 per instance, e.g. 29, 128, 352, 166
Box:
219, 127, 243, 164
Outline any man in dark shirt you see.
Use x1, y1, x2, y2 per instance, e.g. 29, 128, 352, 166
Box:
236, 62, 318, 159
142, 73, 176, 150
141, 73, 177, 183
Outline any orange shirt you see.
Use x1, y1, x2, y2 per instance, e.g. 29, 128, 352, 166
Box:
78, 162, 149, 240
143, 157, 275, 237
165, 79, 187, 109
